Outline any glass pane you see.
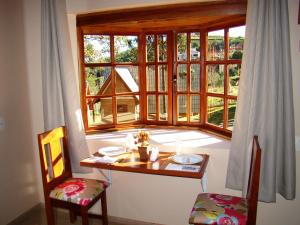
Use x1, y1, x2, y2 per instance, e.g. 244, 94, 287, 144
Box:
159, 95, 168, 121
147, 95, 156, 120
177, 95, 187, 121
146, 35, 155, 62
116, 95, 140, 123
228, 64, 241, 96
115, 66, 139, 93
85, 67, 112, 95
227, 99, 237, 131
207, 96, 224, 127
191, 32, 200, 61
207, 64, 224, 94
177, 64, 187, 91
146, 65, 156, 91
87, 97, 113, 126
177, 33, 187, 61
114, 36, 138, 63
190, 95, 200, 122
190, 64, 200, 92
207, 29, 224, 61
229, 25, 245, 60
84, 35, 110, 63
158, 65, 168, 92
158, 34, 167, 62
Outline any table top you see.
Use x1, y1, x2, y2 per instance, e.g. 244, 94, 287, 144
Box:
80, 150, 209, 179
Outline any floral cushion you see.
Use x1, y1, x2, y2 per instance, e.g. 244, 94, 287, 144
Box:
189, 193, 248, 225
50, 178, 108, 206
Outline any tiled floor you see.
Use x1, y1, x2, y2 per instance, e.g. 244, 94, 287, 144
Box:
9, 204, 162, 225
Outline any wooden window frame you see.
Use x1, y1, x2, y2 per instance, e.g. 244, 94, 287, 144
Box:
77, 1, 246, 136
174, 31, 202, 126
79, 32, 142, 130
204, 25, 244, 134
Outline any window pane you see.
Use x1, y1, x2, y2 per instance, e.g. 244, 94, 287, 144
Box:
207, 96, 224, 127
227, 99, 237, 131
158, 34, 167, 62
177, 33, 187, 61
159, 95, 168, 121
158, 65, 168, 92
115, 66, 139, 93
190, 95, 200, 122
116, 95, 140, 123
114, 36, 138, 63
190, 64, 200, 92
191, 32, 200, 61
177, 95, 187, 121
177, 64, 187, 91
85, 67, 112, 95
87, 97, 113, 126
228, 64, 241, 96
207, 29, 224, 61
207, 64, 224, 94
146, 35, 155, 62
147, 95, 156, 120
84, 35, 110, 63
229, 26, 245, 60
146, 65, 155, 91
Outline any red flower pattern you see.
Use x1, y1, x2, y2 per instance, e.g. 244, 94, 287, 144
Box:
57, 179, 87, 197
209, 194, 242, 205
79, 198, 91, 206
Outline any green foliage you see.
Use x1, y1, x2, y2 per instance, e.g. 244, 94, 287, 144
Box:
208, 36, 224, 51
231, 50, 243, 59
177, 33, 187, 53
114, 36, 138, 63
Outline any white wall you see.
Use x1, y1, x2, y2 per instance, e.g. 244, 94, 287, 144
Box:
67, 0, 300, 225
0, 0, 43, 224
2, 0, 299, 224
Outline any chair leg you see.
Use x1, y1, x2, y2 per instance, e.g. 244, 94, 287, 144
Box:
45, 200, 55, 225
101, 191, 108, 225
69, 210, 77, 223
81, 207, 89, 225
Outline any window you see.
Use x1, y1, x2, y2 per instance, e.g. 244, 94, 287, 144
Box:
77, 3, 246, 135
206, 26, 245, 131
175, 32, 201, 124
83, 35, 140, 128
145, 33, 171, 123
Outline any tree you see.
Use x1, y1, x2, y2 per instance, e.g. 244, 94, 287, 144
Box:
231, 50, 243, 59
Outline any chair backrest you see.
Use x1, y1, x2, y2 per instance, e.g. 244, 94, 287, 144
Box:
246, 136, 262, 225
37, 126, 72, 196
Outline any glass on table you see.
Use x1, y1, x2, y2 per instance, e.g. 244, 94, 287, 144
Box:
175, 136, 183, 155
124, 133, 135, 152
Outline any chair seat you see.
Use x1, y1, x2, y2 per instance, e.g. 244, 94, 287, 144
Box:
189, 193, 248, 225
50, 178, 108, 206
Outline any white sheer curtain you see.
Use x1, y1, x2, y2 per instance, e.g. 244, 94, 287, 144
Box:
41, 0, 91, 173
226, 0, 296, 202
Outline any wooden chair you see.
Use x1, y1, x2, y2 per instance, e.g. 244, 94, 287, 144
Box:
37, 126, 108, 225
189, 136, 262, 225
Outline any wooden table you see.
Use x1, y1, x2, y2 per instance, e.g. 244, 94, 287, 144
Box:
80, 150, 209, 190
81, 150, 209, 179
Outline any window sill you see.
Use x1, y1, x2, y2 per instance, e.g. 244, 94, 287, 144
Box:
85, 127, 231, 152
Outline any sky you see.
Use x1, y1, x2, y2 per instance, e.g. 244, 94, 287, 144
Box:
209, 25, 246, 37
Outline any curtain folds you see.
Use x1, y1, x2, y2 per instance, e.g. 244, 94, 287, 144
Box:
41, 0, 91, 173
226, 0, 296, 202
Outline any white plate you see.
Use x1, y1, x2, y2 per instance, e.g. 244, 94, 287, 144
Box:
171, 154, 203, 165
98, 146, 126, 156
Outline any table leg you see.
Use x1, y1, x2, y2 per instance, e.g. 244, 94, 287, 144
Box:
201, 171, 207, 192
97, 169, 113, 186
